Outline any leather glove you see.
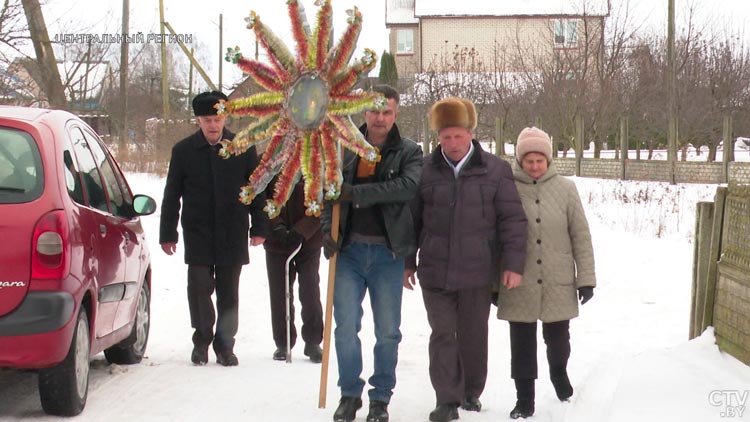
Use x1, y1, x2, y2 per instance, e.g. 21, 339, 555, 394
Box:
271, 224, 289, 243
322, 232, 341, 259
328, 183, 353, 204
285, 229, 304, 247
578, 286, 594, 305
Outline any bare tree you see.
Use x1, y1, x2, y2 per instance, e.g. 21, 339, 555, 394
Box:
21, 0, 66, 108
0, 0, 29, 60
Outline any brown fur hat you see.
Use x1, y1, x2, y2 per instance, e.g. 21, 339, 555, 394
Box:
429, 97, 477, 131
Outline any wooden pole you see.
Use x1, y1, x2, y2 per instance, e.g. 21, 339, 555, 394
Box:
119, 0, 129, 149
219, 14, 223, 92
702, 187, 727, 333
667, 0, 677, 184
575, 115, 583, 176
159, 0, 170, 121
722, 115, 732, 183
620, 116, 628, 180
494, 116, 504, 156
318, 203, 340, 408
163, 22, 217, 90
188, 47, 194, 120
691, 201, 713, 339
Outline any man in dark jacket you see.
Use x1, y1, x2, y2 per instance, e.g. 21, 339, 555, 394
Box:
405, 97, 527, 422
159, 91, 270, 367
263, 179, 323, 363
322, 84, 422, 422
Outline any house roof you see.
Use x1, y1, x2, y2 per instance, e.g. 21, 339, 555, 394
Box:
8, 58, 110, 103
59, 60, 110, 100
386, 0, 419, 25
387, 0, 609, 25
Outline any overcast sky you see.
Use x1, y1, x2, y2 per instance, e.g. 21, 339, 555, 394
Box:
37, 0, 750, 92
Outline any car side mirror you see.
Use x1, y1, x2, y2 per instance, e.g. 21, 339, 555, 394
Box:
132, 194, 157, 216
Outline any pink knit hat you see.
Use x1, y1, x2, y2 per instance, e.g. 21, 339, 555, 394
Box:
515, 127, 552, 163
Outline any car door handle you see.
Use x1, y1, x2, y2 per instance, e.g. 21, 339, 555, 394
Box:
99, 224, 107, 234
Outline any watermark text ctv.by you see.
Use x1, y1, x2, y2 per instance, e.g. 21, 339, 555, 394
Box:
709, 390, 748, 418
53, 33, 193, 45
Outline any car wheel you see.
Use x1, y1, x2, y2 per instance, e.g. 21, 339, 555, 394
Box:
38, 308, 90, 416
104, 282, 150, 364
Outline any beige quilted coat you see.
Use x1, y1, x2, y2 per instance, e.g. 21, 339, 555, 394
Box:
496, 163, 596, 323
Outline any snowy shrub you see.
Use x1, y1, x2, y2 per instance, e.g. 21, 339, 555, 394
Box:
573, 177, 717, 240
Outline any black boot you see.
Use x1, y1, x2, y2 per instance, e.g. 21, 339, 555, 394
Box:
428, 403, 458, 422
273, 347, 287, 361
333, 396, 362, 422
366, 400, 389, 422
216, 350, 239, 366
190, 346, 208, 365
510, 379, 535, 419
460, 396, 481, 411
550, 367, 573, 401
304, 343, 323, 363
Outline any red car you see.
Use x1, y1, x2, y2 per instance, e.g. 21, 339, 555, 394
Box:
0, 106, 156, 416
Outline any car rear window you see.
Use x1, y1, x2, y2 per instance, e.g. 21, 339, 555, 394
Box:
0, 127, 44, 203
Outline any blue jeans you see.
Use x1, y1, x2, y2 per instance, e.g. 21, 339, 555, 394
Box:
333, 242, 404, 403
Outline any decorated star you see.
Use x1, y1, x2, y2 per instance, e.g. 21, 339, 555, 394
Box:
219, 0, 384, 218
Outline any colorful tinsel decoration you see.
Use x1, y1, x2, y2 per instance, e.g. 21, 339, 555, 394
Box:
219, 0, 384, 217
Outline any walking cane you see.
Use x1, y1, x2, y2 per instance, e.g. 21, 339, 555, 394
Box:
318, 203, 340, 408
285, 241, 303, 363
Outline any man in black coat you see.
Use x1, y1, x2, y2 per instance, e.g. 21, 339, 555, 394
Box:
159, 91, 270, 366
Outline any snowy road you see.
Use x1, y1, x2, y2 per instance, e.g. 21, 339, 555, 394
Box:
1, 174, 747, 421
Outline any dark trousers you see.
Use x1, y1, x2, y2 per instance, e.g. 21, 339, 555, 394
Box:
509, 320, 571, 380
187, 264, 242, 353
421, 285, 492, 405
265, 244, 323, 349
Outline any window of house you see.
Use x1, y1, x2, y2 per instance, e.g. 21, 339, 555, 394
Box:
395, 0, 413, 8
396, 29, 413, 54
554, 19, 579, 48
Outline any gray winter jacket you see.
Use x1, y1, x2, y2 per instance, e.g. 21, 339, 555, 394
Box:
497, 162, 596, 322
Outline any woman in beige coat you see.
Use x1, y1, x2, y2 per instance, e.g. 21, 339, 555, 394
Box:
496, 127, 596, 419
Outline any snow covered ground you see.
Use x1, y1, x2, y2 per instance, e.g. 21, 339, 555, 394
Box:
1, 173, 749, 422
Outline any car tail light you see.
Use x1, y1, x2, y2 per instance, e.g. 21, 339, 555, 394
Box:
31, 210, 70, 279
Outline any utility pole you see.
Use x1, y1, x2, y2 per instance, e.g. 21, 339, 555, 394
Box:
667, 0, 677, 184
120, 0, 130, 147
159, 0, 170, 121
188, 47, 194, 120
219, 14, 223, 92
21, 0, 67, 109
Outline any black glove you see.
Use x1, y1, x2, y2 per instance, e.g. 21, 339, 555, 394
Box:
285, 229, 304, 247
328, 183, 353, 204
271, 224, 289, 243
272, 224, 303, 247
322, 233, 341, 259
578, 286, 594, 305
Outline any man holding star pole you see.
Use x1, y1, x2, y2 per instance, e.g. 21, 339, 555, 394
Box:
322, 84, 422, 422
217, 2, 416, 420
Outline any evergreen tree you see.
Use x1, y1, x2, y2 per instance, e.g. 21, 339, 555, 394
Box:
378, 51, 398, 87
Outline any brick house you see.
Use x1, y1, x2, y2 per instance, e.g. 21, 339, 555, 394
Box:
386, 0, 610, 76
